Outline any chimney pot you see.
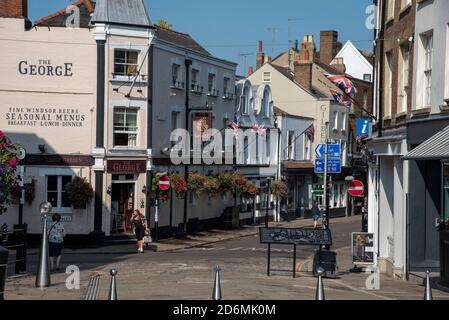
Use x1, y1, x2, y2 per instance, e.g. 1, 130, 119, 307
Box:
259, 40, 263, 53
320, 30, 339, 65
248, 66, 254, 76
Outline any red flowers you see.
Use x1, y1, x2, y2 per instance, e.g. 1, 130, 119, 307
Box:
7, 157, 18, 167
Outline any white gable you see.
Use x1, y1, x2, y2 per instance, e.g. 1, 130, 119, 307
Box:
332, 40, 373, 82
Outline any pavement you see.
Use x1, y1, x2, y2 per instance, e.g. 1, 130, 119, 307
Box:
4, 215, 449, 300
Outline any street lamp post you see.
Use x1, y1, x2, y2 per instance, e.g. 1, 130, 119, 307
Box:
35, 201, 52, 288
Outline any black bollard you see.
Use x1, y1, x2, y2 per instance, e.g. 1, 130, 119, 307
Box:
424, 270, 433, 300
315, 267, 325, 300
212, 265, 222, 300
0, 246, 8, 300
108, 269, 118, 300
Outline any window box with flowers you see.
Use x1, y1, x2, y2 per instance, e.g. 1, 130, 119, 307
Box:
65, 177, 94, 210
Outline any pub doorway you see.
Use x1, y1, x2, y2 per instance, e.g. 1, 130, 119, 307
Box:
111, 175, 136, 234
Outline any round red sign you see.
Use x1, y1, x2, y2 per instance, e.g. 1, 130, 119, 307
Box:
347, 180, 364, 197
158, 175, 171, 191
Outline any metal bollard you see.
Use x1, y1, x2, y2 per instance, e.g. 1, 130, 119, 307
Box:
0, 246, 8, 300
424, 270, 433, 300
315, 267, 325, 300
108, 269, 118, 300
212, 265, 222, 300
35, 202, 52, 288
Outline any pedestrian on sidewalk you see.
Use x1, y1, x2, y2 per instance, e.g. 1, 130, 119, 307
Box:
311, 200, 321, 229
130, 209, 147, 253
48, 213, 66, 272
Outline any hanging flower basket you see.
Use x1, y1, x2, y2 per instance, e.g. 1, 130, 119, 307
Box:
230, 172, 247, 194
242, 181, 258, 198
170, 173, 187, 199
188, 172, 207, 197
24, 179, 36, 205
66, 176, 94, 209
272, 180, 288, 199
0, 130, 20, 214
217, 172, 234, 194
204, 175, 220, 198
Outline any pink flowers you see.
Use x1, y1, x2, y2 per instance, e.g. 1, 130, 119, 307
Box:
7, 158, 18, 167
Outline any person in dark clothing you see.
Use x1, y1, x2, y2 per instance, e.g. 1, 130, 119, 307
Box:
311, 200, 321, 229
130, 209, 147, 253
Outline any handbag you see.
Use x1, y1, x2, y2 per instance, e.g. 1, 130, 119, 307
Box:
143, 228, 152, 244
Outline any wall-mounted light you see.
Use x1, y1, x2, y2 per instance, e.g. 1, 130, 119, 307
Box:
107, 185, 112, 195
142, 185, 147, 194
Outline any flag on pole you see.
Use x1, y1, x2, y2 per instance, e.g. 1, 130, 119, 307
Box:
330, 89, 352, 108
325, 74, 357, 96
305, 124, 314, 141
228, 117, 240, 136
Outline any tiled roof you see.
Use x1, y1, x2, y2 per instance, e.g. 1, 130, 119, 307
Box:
91, 0, 153, 28
155, 26, 210, 56
35, 0, 95, 27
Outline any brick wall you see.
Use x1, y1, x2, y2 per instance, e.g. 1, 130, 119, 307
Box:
0, 0, 27, 18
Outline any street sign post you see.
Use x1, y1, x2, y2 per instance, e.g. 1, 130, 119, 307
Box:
347, 180, 364, 197
158, 175, 170, 191
314, 159, 342, 174
315, 144, 341, 159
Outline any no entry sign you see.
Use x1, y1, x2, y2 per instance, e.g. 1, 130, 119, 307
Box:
158, 175, 171, 191
347, 180, 364, 197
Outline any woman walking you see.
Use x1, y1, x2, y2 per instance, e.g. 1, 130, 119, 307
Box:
130, 209, 147, 253
48, 213, 66, 272
311, 200, 321, 229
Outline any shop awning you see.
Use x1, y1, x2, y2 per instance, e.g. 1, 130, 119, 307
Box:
403, 125, 449, 160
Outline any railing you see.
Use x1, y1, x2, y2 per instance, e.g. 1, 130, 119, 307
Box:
223, 91, 235, 100
207, 88, 220, 97
172, 80, 185, 89
1, 224, 28, 276
191, 83, 204, 94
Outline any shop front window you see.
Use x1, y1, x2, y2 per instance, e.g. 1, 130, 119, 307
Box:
47, 175, 73, 209
444, 164, 449, 221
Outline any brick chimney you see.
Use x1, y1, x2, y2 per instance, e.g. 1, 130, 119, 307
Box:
320, 30, 339, 65
294, 61, 313, 92
256, 40, 265, 70
297, 35, 316, 62
0, 0, 28, 18
331, 57, 346, 74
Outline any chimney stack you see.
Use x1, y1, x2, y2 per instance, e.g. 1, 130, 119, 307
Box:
331, 57, 346, 74
294, 61, 313, 92
256, 40, 265, 70
248, 66, 254, 76
297, 35, 316, 62
0, 0, 28, 18
264, 55, 272, 65
320, 30, 339, 65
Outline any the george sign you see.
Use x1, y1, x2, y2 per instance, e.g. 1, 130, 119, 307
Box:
315, 144, 341, 159
158, 175, 171, 191
260, 227, 332, 246
314, 158, 342, 174
356, 118, 372, 138
107, 160, 147, 174
21, 155, 94, 167
352, 232, 375, 265
347, 180, 364, 197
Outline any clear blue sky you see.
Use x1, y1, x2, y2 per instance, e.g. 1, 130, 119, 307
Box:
29, 0, 375, 76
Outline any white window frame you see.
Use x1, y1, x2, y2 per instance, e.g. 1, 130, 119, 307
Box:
303, 134, 311, 161
422, 32, 433, 108
113, 49, 139, 78
340, 112, 347, 132
263, 72, 271, 82
287, 131, 295, 160
113, 107, 139, 148
208, 73, 217, 96
172, 63, 183, 89
363, 74, 372, 82
387, 0, 395, 20
400, 45, 409, 113
385, 51, 393, 116
46, 175, 74, 213
333, 111, 339, 131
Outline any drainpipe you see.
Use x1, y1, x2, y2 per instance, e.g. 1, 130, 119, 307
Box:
146, 38, 155, 231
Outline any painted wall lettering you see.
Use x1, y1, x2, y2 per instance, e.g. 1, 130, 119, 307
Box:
18, 60, 73, 77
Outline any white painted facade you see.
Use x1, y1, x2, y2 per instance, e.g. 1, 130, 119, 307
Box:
332, 40, 373, 82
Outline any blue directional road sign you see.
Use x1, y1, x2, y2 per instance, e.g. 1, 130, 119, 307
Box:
315, 144, 341, 159
314, 158, 342, 174
356, 118, 372, 138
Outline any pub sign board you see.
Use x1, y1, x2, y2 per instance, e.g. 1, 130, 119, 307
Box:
351, 232, 375, 265
259, 227, 332, 246
107, 160, 147, 174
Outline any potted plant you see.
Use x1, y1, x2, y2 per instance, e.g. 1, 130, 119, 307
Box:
170, 173, 187, 199
272, 179, 288, 199
0, 130, 20, 214
188, 172, 207, 197
66, 176, 94, 209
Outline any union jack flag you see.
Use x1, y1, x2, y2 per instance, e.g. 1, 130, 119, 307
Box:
252, 123, 266, 134
305, 124, 314, 141
325, 74, 357, 96
228, 117, 240, 136
330, 89, 352, 108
